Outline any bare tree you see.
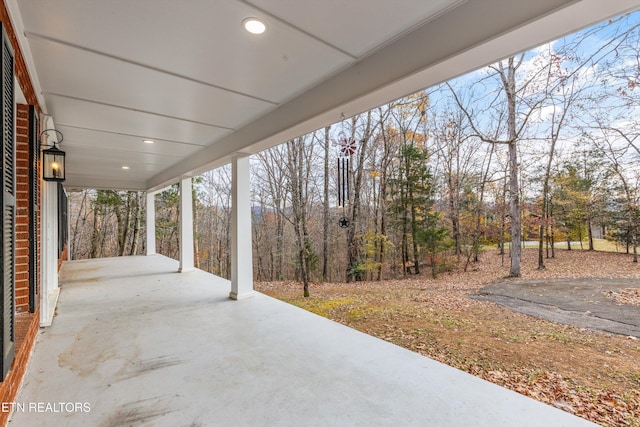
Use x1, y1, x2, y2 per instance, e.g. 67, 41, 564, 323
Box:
256, 147, 288, 280
285, 136, 316, 295
449, 51, 558, 276
346, 111, 376, 281
536, 48, 585, 268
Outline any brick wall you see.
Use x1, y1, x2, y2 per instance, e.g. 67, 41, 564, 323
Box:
0, 311, 39, 426
15, 104, 30, 313
1, 2, 43, 424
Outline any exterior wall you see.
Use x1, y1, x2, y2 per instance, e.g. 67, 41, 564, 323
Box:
0, 2, 39, 106
0, 1, 43, 424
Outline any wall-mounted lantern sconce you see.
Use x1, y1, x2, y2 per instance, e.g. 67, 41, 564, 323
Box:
41, 129, 66, 182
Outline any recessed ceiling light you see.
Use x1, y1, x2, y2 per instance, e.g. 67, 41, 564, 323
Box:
122, 166, 130, 170
243, 18, 267, 35
143, 139, 155, 144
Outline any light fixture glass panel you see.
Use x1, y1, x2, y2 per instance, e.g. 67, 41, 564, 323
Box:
42, 146, 66, 182
243, 18, 266, 35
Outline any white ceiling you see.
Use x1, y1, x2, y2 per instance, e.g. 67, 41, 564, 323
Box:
7, 0, 640, 191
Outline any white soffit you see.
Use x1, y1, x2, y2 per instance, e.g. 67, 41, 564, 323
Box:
18, 0, 355, 104
245, 0, 465, 58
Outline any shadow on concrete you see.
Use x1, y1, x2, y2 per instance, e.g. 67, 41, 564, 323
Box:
474, 278, 640, 338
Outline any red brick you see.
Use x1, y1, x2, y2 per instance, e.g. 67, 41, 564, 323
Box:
15, 303, 29, 311
15, 258, 28, 266
15, 247, 28, 257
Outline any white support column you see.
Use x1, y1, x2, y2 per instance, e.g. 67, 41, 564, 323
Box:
178, 177, 195, 272
230, 155, 254, 300
146, 191, 156, 255
40, 181, 59, 327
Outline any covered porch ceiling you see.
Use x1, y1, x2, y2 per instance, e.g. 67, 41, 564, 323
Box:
7, 0, 640, 192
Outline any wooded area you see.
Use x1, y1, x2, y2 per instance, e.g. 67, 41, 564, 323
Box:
69, 13, 640, 288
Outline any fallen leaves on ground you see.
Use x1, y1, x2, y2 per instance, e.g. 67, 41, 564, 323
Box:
478, 369, 640, 426
606, 288, 640, 306
257, 249, 640, 426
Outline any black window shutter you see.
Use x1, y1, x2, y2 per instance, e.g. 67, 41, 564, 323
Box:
0, 22, 15, 381
28, 105, 38, 313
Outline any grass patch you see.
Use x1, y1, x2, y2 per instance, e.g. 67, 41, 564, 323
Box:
493, 238, 625, 253
346, 305, 383, 321
549, 330, 572, 344
287, 296, 357, 317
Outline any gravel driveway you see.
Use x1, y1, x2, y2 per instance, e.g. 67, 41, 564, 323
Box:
475, 278, 640, 338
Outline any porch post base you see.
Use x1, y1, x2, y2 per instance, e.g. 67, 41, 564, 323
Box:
40, 288, 60, 327
229, 291, 255, 301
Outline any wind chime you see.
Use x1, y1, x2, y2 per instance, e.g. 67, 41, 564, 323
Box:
335, 118, 357, 229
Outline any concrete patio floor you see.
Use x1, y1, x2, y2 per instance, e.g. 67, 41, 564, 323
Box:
11, 255, 596, 426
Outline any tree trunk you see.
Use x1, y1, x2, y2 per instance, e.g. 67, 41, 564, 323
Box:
376, 106, 392, 281
346, 112, 372, 282
550, 200, 556, 258
90, 206, 100, 259
473, 144, 494, 263
99, 210, 109, 258
508, 140, 521, 277
299, 139, 312, 295
448, 173, 461, 256
72, 190, 88, 259
587, 206, 594, 251
286, 138, 311, 296
276, 210, 283, 280
537, 208, 545, 269
129, 192, 141, 256
116, 193, 129, 257
538, 128, 557, 269
377, 162, 388, 281
192, 187, 200, 269
504, 58, 521, 277
323, 126, 330, 281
